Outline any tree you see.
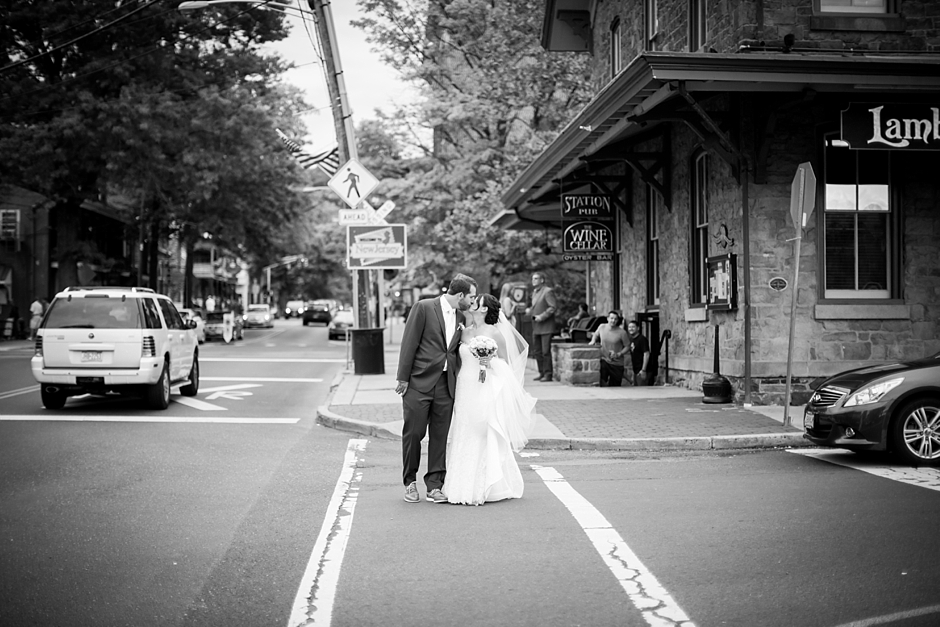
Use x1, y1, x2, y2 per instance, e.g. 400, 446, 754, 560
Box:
352, 0, 591, 312
0, 0, 312, 289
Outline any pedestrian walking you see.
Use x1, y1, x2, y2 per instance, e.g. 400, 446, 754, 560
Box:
29, 297, 44, 340
589, 310, 630, 386
626, 320, 651, 385
525, 272, 557, 382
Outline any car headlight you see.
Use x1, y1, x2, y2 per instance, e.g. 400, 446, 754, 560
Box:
843, 378, 904, 407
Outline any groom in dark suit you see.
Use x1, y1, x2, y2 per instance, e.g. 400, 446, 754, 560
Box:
396, 274, 477, 504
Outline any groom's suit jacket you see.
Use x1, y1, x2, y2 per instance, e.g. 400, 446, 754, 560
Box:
397, 297, 464, 397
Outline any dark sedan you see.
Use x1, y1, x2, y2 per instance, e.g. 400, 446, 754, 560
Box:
302, 303, 332, 326
803, 351, 940, 465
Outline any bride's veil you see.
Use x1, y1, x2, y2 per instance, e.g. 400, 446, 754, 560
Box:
496, 310, 528, 385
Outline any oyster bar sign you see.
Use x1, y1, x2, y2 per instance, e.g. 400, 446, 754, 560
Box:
842, 102, 940, 150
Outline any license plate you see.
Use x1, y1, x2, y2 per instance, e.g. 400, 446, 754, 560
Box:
81, 351, 102, 363
803, 411, 815, 430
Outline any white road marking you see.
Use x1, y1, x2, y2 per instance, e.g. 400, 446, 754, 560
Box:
198, 383, 263, 394
0, 385, 39, 400
0, 415, 299, 423
172, 397, 227, 411
200, 358, 345, 363
830, 603, 940, 627
205, 390, 253, 401
201, 377, 323, 383
532, 465, 696, 627
288, 438, 368, 627
788, 449, 940, 492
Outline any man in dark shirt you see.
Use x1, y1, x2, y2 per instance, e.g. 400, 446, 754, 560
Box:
626, 320, 650, 386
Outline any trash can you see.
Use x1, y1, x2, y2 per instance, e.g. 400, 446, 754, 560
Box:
350, 327, 385, 375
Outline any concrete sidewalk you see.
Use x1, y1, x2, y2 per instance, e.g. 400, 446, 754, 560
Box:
317, 317, 810, 452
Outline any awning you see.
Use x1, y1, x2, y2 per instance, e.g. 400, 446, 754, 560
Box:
495, 51, 940, 229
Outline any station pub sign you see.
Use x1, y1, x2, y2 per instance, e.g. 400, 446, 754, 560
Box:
561, 194, 615, 262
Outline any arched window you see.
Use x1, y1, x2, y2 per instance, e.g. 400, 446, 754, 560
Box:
609, 18, 622, 79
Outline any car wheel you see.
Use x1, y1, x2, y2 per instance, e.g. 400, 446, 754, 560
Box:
41, 386, 67, 409
146, 362, 171, 410
891, 397, 940, 466
180, 355, 199, 397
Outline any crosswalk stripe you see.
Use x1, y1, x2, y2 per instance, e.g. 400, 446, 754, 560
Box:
788, 449, 940, 492
0, 415, 300, 423
200, 358, 345, 363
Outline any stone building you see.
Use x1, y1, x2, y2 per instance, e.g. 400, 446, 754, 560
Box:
494, 0, 940, 403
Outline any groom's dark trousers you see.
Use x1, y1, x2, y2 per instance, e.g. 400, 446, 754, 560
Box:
397, 297, 462, 491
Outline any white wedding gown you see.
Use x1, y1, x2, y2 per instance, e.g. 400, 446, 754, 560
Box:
443, 343, 538, 505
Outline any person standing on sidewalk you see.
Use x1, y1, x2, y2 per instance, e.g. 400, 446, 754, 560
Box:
29, 297, 44, 341
626, 320, 651, 386
525, 272, 557, 382
395, 274, 477, 504
589, 310, 630, 387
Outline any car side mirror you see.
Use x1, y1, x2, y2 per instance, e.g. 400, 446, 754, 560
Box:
188, 320, 198, 329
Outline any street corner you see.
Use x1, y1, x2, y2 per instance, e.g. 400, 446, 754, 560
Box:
316, 405, 400, 441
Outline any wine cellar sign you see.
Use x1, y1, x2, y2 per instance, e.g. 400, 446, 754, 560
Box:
561, 194, 614, 262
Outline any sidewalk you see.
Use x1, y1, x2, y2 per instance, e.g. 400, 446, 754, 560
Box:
318, 317, 810, 452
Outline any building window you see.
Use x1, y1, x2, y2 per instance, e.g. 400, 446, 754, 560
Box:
644, 0, 659, 51
817, 0, 893, 13
689, 0, 706, 51
609, 18, 622, 78
822, 134, 894, 299
690, 152, 709, 305
647, 185, 661, 305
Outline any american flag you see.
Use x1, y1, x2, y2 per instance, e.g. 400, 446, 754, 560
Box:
276, 129, 340, 177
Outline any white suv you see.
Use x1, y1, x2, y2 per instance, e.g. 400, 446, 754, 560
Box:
31, 287, 199, 410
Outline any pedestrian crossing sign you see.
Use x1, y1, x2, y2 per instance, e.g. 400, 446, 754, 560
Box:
328, 158, 380, 208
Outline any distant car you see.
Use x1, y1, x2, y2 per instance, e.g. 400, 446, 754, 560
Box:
204, 311, 244, 342
31, 286, 199, 410
285, 300, 305, 318
303, 302, 332, 326
177, 307, 206, 344
803, 351, 940, 466
243, 304, 274, 328
328, 310, 355, 340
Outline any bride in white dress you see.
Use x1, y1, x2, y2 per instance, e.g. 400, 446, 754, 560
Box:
443, 293, 538, 505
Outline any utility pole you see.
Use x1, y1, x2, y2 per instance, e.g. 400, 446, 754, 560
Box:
308, 0, 372, 330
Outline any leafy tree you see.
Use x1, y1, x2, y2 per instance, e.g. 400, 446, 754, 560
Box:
0, 0, 315, 292
352, 0, 591, 315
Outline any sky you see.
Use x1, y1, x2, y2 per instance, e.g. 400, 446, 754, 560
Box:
263, 2, 418, 151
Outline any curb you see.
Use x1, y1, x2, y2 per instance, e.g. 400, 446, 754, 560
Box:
315, 409, 812, 452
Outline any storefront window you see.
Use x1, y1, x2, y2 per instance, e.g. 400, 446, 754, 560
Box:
823, 135, 892, 299
647, 185, 661, 306
818, 0, 889, 13
690, 152, 709, 305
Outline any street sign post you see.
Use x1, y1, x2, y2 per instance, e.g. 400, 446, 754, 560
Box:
784, 162, 817, 426
328, 158, 380, 208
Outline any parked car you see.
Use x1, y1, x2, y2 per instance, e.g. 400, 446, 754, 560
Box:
243, 304, 274, 328
285, 300, 305, 318
303, 302, 333, 326
177, 307, 206, 343
31, 286, 199, 410
328, 310, 355, 340
803, 351, 940, 465
204, 311, 244, 342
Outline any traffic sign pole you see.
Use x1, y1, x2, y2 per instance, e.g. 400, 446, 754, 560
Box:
783, 163, 817, 427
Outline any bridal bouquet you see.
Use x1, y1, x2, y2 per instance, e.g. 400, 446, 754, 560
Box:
468, 336, 498, 382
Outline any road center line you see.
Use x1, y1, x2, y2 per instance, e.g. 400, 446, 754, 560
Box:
288, 438, 367, 627
0, 415, 299, 423
201, 377, 323, 383
0, 385, 39, 400
788, 449, 940, 492
200, 358, 345, 363
531, 465, 696, 627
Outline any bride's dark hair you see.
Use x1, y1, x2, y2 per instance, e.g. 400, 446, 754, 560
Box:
478, 294, 500, 325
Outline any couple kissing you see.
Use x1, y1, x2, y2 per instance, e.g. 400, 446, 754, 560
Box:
396, 274, 538, 506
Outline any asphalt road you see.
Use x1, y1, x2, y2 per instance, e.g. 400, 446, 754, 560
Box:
2, 321, 940, 627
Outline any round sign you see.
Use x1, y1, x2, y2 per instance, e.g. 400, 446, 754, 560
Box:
769, 277, 788, 292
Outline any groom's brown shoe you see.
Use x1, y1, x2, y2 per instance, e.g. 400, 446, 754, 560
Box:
403, 482, 420, 503
426, 488, 447, 504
